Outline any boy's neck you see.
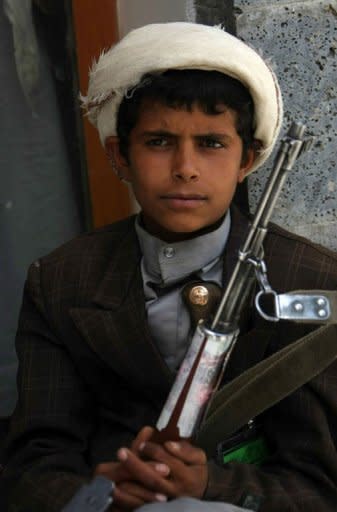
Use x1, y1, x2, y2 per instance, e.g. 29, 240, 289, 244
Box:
139, 212, 228, 243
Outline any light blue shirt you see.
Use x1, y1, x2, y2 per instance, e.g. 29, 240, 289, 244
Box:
135, 212, 231, 372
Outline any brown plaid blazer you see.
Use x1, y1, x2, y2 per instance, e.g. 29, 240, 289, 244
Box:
1, 207, 337, 511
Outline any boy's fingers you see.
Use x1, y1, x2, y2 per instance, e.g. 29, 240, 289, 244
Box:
113, 485, 147, 510
94, 461, 130, 483
113, 481, 167, 510
131, 426, 155, 452
116, 448, 172, 494
138, 441, 208, 498
140, 440, 206, 467
164, 440, 207, 465
139, 441, 176, 466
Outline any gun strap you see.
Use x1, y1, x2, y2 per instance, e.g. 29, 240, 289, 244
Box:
195, 323, 337, 457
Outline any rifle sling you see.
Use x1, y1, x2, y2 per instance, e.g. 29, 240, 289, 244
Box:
195, 323, 337, 457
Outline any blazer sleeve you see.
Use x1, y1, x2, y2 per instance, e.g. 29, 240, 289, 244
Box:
1, 261, 95, 512
203, 320, 337, 511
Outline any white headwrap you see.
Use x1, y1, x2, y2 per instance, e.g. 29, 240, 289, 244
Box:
81, 22, 283, 174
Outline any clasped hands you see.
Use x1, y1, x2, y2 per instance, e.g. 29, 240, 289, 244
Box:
94, 426, 208, 511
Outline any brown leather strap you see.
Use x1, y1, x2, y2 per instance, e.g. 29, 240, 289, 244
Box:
195, 324, 337, 456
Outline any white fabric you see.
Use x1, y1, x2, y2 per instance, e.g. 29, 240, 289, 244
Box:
136, 497, 252, 512
81, 22, 283, 174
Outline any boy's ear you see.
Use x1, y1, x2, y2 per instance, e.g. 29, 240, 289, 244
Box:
104, 136, 131, 182
238, 146, 257, 183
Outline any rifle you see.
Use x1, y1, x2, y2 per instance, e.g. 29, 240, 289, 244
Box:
154, 121, 325, 443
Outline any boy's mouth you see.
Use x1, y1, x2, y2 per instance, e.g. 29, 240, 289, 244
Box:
160, 193, 207, 208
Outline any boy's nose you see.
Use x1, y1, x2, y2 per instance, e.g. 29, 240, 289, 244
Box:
172, 145, 200, 182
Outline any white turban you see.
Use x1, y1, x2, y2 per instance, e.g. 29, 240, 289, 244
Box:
81, 22, 283, 174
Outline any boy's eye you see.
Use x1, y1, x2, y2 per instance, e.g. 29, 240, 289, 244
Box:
199, 138, 224, 149
146, 137, 170, 147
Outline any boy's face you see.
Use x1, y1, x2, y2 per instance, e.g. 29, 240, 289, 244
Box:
106, 101, 255, 242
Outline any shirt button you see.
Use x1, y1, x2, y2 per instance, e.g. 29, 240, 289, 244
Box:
163, 247, 175, 258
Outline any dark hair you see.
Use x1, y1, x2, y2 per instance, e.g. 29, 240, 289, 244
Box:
116, 69, 255, 163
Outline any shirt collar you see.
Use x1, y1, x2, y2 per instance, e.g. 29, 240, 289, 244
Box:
135, 211, 231, 286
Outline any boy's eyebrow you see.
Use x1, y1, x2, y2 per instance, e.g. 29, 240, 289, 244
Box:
141, 130, 175, 137
195, 132, 233, 141
141, 130, 233, 140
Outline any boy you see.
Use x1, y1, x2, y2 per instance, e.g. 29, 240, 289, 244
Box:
1, 22, 337, 512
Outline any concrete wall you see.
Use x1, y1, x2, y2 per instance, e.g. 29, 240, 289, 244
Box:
0, 5, 81, 416
117, 0, 195, 36
195, 0, 337, 251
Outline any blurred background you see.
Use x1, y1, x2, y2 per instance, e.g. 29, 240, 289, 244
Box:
1, 0, 336, 416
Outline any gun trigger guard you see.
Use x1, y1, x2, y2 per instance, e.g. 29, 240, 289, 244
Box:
255, 290, 279, 322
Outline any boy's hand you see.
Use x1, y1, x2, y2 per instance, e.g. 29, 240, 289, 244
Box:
94, 426, 208, 510
94, 426, 154, 481
94, 427, 170, 510
136, 437, 208, 499
114, 430, 208, 502
95, 456, 170, 511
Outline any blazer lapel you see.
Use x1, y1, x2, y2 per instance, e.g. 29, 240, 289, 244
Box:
70, 225, 172, 400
